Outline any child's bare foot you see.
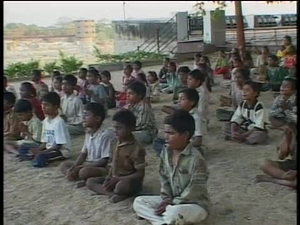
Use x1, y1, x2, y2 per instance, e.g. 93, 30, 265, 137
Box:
76, 180, 86, 188
109, 194, 128, 203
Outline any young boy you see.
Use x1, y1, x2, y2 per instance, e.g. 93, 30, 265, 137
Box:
265, 54, 289, 92
158, 57, 170, 84
60, 103, 116, 187
193, 52, 202, 69
125, 81, 158, 143
162, 62, 180, 94
256, 124, 297, 189
86, 109, 147, 203
31, 69, 49, 100
133, 110, 210, 225
187, 69, 210, 134
122, 64, 135, 92
60, 75, 85, 135
269, 78, 296, 130
132, 60, 145, 78
86, 69, 108, 111
4, 92, 21, 141
173, 66, 190, 101
29, 92, 71, 167
77, 68, 88, 104
223, 81, 268, 145
4, 99, 42, 157
50, 71, 61, 92
100, 70, 116, 109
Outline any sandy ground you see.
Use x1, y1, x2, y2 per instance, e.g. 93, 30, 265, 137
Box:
4, 60, 296, 225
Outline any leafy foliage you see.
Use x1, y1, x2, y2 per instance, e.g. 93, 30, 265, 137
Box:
43, 61, 61, 75
4, 60, 39, 78
94, 46, 167, 64
59, 51, 83, 73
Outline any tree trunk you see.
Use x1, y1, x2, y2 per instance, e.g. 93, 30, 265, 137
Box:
234, 1, 246, 51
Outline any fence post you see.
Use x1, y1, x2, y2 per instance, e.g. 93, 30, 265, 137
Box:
157, 29, 160, 53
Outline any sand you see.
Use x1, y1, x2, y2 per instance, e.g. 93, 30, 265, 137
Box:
4, 60, 296, 225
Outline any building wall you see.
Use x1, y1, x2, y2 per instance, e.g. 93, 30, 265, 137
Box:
74, 20, 96, 39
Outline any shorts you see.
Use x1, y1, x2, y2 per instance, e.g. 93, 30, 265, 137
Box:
277, 159, 297, 172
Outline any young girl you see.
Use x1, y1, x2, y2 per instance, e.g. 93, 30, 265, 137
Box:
214, 50, 230, 76
283, 45, 297, 78
147, 71, 160, 103
100, 70, 116, 109
19, 82, 45, 121
52, 76, 64, 97
136, 72, 150, 104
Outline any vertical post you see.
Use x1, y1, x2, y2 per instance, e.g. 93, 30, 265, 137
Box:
274, 29, 277, 46
235, 1, 246, 51
157, 29, 160, 53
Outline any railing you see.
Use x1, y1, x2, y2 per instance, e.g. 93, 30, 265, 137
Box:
136, 14, 177, 53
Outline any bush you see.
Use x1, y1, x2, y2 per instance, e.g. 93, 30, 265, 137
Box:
59, 51, 83, 73
43, 61, 61, 75
4, 60, 39, 78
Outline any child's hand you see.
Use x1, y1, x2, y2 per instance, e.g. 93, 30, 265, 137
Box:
19, 122, 28, 133
103, 177, 120, 192
155, 200, 172, 215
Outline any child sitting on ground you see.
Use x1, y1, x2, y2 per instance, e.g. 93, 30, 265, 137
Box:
86, 109, 147, 203
77, 68, 89, 104
4, 75, 18, 98
214, 50, 230, 76
19, 82, 45, 121
147, 71, 160, 103
269, 78, 296, 130
158, 57, 170, 84
162, 62, 180, 94
60, 75, 85, 135
132, 60, 145, 78
86, 69, 108, 111
29, 92, 71, 168
200, 55, 214, 86
256, 123, 297, 189
4, 92, 21, 141
4, 99, 42, 157
122, 64, 135, 92
265, 54, 289, 92
60, 103, 117, 188
193, 52, 202, 69
100, 70, 116, 109
223, 81, 268, 145
133, 110, 210, 225
52, 76, 64, 97
136, 72, 151, 104
283, 45, 297, 78
173, 66, 190, 101
31, 69, 49, 100
188, 69, 210, 134
50, 71, 61, 92
125, 81, 158, 143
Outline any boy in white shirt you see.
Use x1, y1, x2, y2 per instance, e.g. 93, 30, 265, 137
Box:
60, 103, 117, 188
60, 75, 85, 135
29, 92, 71, 167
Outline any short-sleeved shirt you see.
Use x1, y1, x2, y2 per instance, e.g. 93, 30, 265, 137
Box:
4, 109, 21, 139
189, 108, 204, 137
132, 69, 145, 78
269, 94, 296, 124
81, 128, 117, 162
196, 85, 210, 122
41, 114, 71, 158
77, 78, 88, 98
87, 84, 108, 109
110, 138, 147, 177
126, 101, 158, 137
266, 67, 288, 85
159, 67, 168, 80
166, 72, 181, 91
231, 100, 268, 131
60, 94, 84, 125
27, 97, 45, 121
26, 114, 43, 142
149, 81, 160, 100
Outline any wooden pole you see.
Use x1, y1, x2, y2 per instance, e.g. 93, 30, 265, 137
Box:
234, 1, 246, 51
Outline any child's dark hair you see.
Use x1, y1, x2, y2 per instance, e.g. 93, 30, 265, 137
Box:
169, 62, 177, 69
194, 52, 202, 58
4, 91, 16, 105
84, 102, 105, 121
188, 69, 206, 84
164, 57, 171, 62
178, 66, 191, 74
164, 109, 195, 139
284, 77, 296, 90
80, 68, 88, 74
133, 61, 142, 68
284, 35, 292, 43
268, 54, 278, 61
100, 70, 111, 79
112, 109, 136, 129
14, 99, 33, 113
53, 76, 63, 83
63, 74, 77, 86
179, 88, 199, 108
233, 57, 243, 64
128, 81, 146, 99
31, 69, 42, 78
21, 82, 37, 97
124, 64, 133, 72
201, 56, 211, 66
231, 52, 241, 59
235, 68, 250, 81
42, 92, 61, 107
147, 71, 159, 81
88, 69, 99, 77
137, 73, 148, 86
244, 80, 260, 97
52, 71, 61, 77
